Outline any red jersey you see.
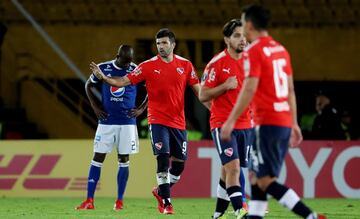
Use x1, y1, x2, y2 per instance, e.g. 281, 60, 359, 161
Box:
127, 54, 199, 129
202, 49, 252, 130
243, 36, 292, 127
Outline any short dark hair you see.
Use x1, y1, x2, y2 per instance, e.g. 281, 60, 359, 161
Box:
155, 28, 176, 43
223, 19, 242, 37
242, 5, 271, 30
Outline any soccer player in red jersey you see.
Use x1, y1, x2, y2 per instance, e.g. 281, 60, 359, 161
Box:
220, 5, 326, 219
90, 28, 207, 215
199, 19, 252, 219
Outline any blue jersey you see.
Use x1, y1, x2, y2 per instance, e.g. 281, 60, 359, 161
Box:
90, 60, 137, 125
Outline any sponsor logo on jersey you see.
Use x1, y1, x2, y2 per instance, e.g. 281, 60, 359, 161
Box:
110, 86, 125, 97
224, 148, 233, 157
155, 142, 163, 150
153, 69, 161, 74
104, 64, 113, 71
222, 68, 231, 74
176, 67, 184, 75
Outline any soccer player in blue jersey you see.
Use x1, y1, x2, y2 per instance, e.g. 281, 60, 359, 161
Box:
76, 45, 147, 211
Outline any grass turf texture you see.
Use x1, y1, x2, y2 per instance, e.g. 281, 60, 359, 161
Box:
0, 198, 359, 218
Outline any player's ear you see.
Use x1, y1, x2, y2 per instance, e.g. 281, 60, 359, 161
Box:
224, 37, 229, 45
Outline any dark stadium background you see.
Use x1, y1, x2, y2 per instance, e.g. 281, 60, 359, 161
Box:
1, 0, 359, 140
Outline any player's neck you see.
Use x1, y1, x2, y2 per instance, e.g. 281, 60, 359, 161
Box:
159, 53, 174, 63
251, 30, 269, 41
227, 48, 242, 60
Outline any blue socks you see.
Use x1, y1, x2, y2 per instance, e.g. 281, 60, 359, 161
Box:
117, 161, 129, 200
87, 160, 102, 199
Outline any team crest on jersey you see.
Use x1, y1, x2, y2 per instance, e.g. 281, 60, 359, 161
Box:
176, 67, 185, 75
155, 142, 163, 150
110, 86, 125, 97
224, 148, 233, 157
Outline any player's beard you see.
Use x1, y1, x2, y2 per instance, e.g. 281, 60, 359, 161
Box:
231, 44, 243, 54
159, 48, 171, 58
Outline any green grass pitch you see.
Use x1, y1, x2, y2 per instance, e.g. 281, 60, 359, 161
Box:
0, 197, 359, 218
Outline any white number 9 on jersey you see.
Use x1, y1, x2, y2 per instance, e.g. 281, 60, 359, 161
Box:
272, 58, 288, 98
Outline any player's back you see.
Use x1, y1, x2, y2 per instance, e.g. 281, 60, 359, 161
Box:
244, 36, 292, 127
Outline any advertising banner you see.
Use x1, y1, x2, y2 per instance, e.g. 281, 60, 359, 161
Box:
172, 140, 360, 198
1, 140, 359, 198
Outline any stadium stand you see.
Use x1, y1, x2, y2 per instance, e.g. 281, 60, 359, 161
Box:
0, 0, 358, 27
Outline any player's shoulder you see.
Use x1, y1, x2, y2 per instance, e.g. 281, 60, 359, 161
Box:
174, 54, 190, 62
139, 56, 159, 67
97, 60, 113, 68
174, 55, 193, 66
207, 50, 227, 67
244, 39, 261, 53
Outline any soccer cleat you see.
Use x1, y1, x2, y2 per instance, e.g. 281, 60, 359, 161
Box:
152, 186, 164, 213
317, 214, 327, 219
113, 199, 123, 210
75, 198, 94, 210
235, 208, 248, 219
242, 202, 249, 211
163, 204, 174, 214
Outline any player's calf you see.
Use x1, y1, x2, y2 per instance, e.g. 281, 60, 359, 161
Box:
169, 160, 184, 187
212, 179, 230, 219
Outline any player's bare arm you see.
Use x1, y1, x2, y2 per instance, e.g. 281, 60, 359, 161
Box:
287, 75, 303, 147
199, 76, 238, 102
191, 84, 211, 110
220, 77, 258, 141
85, 78, 108, 120
128, 94, 148, 118
90, 62, 131, 87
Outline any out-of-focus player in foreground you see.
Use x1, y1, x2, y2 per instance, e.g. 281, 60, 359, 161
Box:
76, 45, 147, 211
199, 19, 252, 219
220, 5, 327, 219
90, 28, 209, 215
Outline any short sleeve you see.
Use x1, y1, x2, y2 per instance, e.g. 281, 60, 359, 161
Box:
187, 62, 199, 86
127, 63, 147, 85
90, 73, 100, 83
201, 63, 219, 88
283, 50, 293, 76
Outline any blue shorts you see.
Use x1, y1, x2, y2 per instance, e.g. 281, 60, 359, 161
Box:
149, 124, 188, 160
211, 128, 254, 167
250, 125, 291, 178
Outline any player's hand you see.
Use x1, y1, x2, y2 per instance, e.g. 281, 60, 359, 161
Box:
93, 105, 108, 120
289, 124, 303, 147
128, 106, 146, 118
90, 62, 105, 80
220, 121, 234, 142
224, 76, 238, 90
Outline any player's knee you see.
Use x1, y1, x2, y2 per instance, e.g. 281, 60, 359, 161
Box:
224, 161, 240, 177
169, 161, 185, 176
93, 153, 106, 163
118, 154, 129, 163
257, 176, 276, 192
156, 153, 170, 173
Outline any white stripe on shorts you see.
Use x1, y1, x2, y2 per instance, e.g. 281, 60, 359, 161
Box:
215, 128, 222, 154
